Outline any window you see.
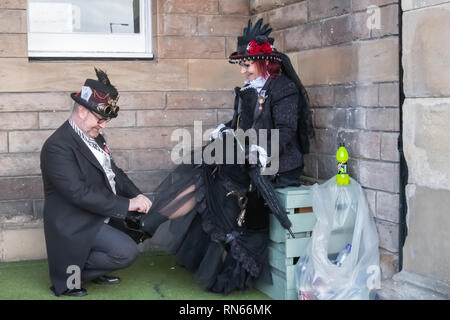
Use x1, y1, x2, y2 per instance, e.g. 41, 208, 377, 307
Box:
27, 0, 153, 58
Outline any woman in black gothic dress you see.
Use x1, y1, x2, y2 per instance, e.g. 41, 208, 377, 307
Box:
135, 19, 313, 294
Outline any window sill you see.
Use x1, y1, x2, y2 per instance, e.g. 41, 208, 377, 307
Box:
28, 51, 154, 60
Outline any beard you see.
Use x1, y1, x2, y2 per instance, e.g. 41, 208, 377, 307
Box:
86, 128, 100, 138
80, 124, 100, 138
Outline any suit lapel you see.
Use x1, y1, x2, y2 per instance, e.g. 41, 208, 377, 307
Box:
62, 121, 113, 193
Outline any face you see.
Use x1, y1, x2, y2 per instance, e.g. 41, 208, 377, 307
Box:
78, 106, 109, 138
239, 61, 264, 82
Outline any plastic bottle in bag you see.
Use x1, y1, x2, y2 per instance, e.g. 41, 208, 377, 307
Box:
327, 187, 356, 257
333, 243, 352, 267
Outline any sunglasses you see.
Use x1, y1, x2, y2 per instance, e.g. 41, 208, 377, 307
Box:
89, 110, 111, 124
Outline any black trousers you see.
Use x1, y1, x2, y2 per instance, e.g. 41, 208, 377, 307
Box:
81, 223, 139, 283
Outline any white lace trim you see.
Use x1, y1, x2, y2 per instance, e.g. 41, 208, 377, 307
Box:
241, 76, 268, 93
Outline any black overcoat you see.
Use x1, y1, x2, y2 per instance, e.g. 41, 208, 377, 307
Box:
40, 120, 141, 295
227, 74, 303, 173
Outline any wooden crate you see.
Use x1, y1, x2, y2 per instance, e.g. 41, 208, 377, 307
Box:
256, 266, 298, 300
256, 186, 316, 300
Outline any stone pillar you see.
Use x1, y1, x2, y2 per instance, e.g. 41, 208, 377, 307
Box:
380, 0, 450, 299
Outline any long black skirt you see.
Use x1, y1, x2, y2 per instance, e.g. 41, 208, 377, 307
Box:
140, 162, 274, 294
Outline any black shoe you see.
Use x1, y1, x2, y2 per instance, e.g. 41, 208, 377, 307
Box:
92, 275, 121, 285
62, 288, 88, 297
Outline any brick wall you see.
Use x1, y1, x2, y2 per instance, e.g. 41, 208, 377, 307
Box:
249, 0, 401, 279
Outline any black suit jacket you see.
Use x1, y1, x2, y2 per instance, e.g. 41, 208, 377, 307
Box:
227, 74, 303, 173
40, 120, 141, 295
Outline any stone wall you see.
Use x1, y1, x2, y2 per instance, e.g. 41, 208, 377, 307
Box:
400, 0, 450, 292
249, 0, 401, 279
0, 0, 248, 261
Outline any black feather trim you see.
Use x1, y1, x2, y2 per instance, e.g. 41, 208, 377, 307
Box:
94, 67, 112, 87
243, 18, 273, 38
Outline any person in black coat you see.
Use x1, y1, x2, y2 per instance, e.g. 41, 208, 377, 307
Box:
224, 18, 314, 230
40, 68, 152, 297
135, 19, 313, 294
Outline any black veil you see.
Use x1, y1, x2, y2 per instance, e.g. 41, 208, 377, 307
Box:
279, 52, 314, 154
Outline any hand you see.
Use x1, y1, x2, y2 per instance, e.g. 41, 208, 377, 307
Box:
129, 194, 152, 214
209, 123, 226, 141
249, 145, 269, 168
137, 194, 152, 212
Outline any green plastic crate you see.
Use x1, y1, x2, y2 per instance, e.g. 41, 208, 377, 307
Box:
276, 186, 313, 209
256, 185, 316, 300
256, 267, 298, 300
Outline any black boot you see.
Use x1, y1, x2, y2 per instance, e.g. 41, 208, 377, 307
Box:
140, 212, 169, 236
124, 212, 150, 243
109, 213, 149, 244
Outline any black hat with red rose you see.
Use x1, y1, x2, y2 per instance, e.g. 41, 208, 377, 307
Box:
229, 18, 315, 155
228, 18, 282, 64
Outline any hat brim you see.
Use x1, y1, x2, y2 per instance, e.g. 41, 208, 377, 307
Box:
228, 52, 283, 64
70, 92, 118, 119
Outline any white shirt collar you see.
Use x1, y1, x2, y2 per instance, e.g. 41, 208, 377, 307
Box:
243, 75, 268, 93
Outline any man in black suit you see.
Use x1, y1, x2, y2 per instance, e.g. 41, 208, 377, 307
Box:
40, 68, 152, 297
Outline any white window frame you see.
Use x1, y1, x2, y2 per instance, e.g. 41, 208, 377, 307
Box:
27, 0, 153, 58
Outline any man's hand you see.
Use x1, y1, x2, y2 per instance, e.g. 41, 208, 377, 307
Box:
128, 194, 152, 214
137, 194, 152, 212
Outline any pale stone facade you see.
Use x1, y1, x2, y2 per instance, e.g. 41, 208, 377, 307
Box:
380, 0, 450, 299
0, 0, 448, 299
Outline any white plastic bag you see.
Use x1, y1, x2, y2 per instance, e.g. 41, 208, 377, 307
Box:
295, 176, 381, 300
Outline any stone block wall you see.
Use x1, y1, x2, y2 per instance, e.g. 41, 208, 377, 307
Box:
249, 0, 401, 279
401, 0, 450, 289
0, 0, 248, 261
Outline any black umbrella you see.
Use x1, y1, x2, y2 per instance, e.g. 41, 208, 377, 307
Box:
247, 166, 295, 238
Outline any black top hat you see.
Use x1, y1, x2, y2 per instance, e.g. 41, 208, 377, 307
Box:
229, 19, 282, 64
71, 68, 120, 119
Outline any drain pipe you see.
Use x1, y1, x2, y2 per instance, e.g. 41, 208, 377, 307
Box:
397, 2, 408, 272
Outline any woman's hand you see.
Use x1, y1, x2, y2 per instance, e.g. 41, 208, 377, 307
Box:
248, 144, 269, 168
209, 123, 226, 141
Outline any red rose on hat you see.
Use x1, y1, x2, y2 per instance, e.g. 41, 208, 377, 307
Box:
247, 40, 273, 55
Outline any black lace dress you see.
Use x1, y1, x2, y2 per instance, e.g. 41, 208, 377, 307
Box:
140, 136, 274, 294
139, 78, 304, 294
